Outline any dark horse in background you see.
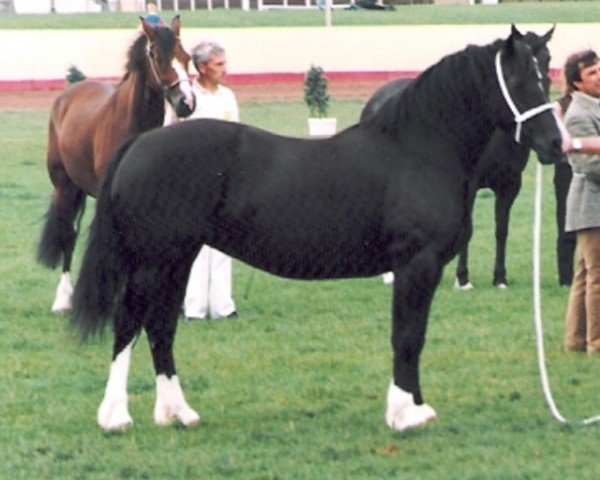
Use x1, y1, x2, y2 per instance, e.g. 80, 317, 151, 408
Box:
361, 25, 556, 290
37, 16, 195, 313
71, 30, 563, 432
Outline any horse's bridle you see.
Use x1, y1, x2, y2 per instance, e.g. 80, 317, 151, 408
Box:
146, 44, 192, 96
495, 51, 555, 144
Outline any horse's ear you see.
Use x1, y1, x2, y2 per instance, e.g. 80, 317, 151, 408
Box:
541, 24, 556, 43
504, 30, 517, 58
140, 17, 156, 42
171, 15, 181, 37
511, 24, 524, 40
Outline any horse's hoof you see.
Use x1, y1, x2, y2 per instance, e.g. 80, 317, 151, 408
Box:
385, 382, 437, 431
98, 400, 133, 432
496, 283, 508, 290
453, 278, 474, 291
382, 272, 395, 285
154, 374, 200, 427
51, 305, 72, 314
154, 404, 200, 427
183, 414, 201, 427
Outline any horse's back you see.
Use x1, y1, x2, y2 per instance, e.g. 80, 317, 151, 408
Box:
51, 81, 115, 125
108, 119, 466, 278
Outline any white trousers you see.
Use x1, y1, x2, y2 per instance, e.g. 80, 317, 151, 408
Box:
184, 246, 236, 319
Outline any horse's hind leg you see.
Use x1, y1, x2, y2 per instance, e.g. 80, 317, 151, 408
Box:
492, 188, 517, 289
454, 246, 474, 290
144, 264, 200, 427
38, 157, 86, 312
97, 278, 144, 431
386, 249, 441, 431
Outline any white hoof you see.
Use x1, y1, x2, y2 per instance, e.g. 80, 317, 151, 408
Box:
154, 375, 200, 427
386, 382, 437, 431
98, 396, 133, 431
453, 278, 474, 291
382, 272, 395, 285
51, 272, 73, 313
496, 283, 508, 290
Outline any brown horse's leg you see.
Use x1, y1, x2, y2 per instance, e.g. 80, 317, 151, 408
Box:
38, 145, 86, 312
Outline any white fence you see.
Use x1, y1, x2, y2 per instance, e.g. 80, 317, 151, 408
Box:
11, 0, 352, 13
13, 0, 103, 13
143, 0, 250, 10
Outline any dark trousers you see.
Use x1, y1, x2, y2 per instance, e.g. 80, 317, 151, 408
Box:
554, 160, 577, 286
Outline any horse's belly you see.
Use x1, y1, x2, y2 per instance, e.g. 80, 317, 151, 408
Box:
211, 216, 388, 280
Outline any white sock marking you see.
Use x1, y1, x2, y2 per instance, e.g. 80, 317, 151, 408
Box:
97, 340, 135, 431
386, 381, 437, 431
51, 272, 73, 313
154, 374, 200, 427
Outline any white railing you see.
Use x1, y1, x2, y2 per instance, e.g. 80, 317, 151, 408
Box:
139, 0, 249, 11
256, 0, 354, 11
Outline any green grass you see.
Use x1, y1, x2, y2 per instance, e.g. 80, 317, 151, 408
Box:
0, 2, 599, 29
1, 100, 599, 479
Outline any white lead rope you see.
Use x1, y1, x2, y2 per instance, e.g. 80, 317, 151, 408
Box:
533, 162, 600, 426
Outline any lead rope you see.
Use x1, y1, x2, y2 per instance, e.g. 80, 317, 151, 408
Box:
533, 162, 600, 426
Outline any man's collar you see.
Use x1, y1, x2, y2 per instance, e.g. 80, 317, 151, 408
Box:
573, 91, 600, 108
193, 79, 221, 94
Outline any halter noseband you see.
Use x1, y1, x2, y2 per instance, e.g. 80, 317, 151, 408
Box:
495, 51, 555, 144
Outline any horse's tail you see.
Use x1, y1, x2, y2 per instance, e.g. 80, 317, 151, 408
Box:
70, 135, 138, 340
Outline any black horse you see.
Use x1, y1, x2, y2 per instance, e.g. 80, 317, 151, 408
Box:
71, 30, 563, 432
361, 26, 556, 289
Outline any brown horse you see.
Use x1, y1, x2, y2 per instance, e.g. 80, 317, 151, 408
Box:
37, 16, 195, 313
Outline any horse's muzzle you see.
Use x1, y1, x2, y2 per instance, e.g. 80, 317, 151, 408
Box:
535, 135, 563, 165
174, 93, 196, 119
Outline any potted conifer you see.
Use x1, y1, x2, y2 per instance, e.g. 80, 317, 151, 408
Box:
304, 65, 337, 137
66, 65, 86, 84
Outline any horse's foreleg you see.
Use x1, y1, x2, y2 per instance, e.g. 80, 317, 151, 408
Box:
386, 250, 441, 431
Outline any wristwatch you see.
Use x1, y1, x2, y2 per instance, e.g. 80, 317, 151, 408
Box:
572, 138, 583, 152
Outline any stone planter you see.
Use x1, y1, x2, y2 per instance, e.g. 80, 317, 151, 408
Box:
308, 117, 337, 137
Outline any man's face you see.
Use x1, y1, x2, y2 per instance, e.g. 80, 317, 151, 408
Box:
198, 53, 227, 86
574, 60, 600, 98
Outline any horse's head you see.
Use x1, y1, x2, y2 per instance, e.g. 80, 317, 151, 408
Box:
490, 27, 562, 165
513, 24, 555, 96
141, 15, 196, 118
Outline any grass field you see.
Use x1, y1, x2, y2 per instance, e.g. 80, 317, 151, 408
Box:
0, 2, 599, 29
1, 96, 599, 479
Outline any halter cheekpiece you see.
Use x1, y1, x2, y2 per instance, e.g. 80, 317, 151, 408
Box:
146, 44, 189, 92
495, 51, 555, 144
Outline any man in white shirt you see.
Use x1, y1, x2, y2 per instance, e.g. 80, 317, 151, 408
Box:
182, 39, 239, 320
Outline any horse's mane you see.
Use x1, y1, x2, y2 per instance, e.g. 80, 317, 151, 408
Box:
365, 39, 504, 139
120, 29, 173, 131
123, 33, 149, 81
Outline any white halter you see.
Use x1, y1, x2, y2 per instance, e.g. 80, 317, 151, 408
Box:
495, 51, 555, 144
